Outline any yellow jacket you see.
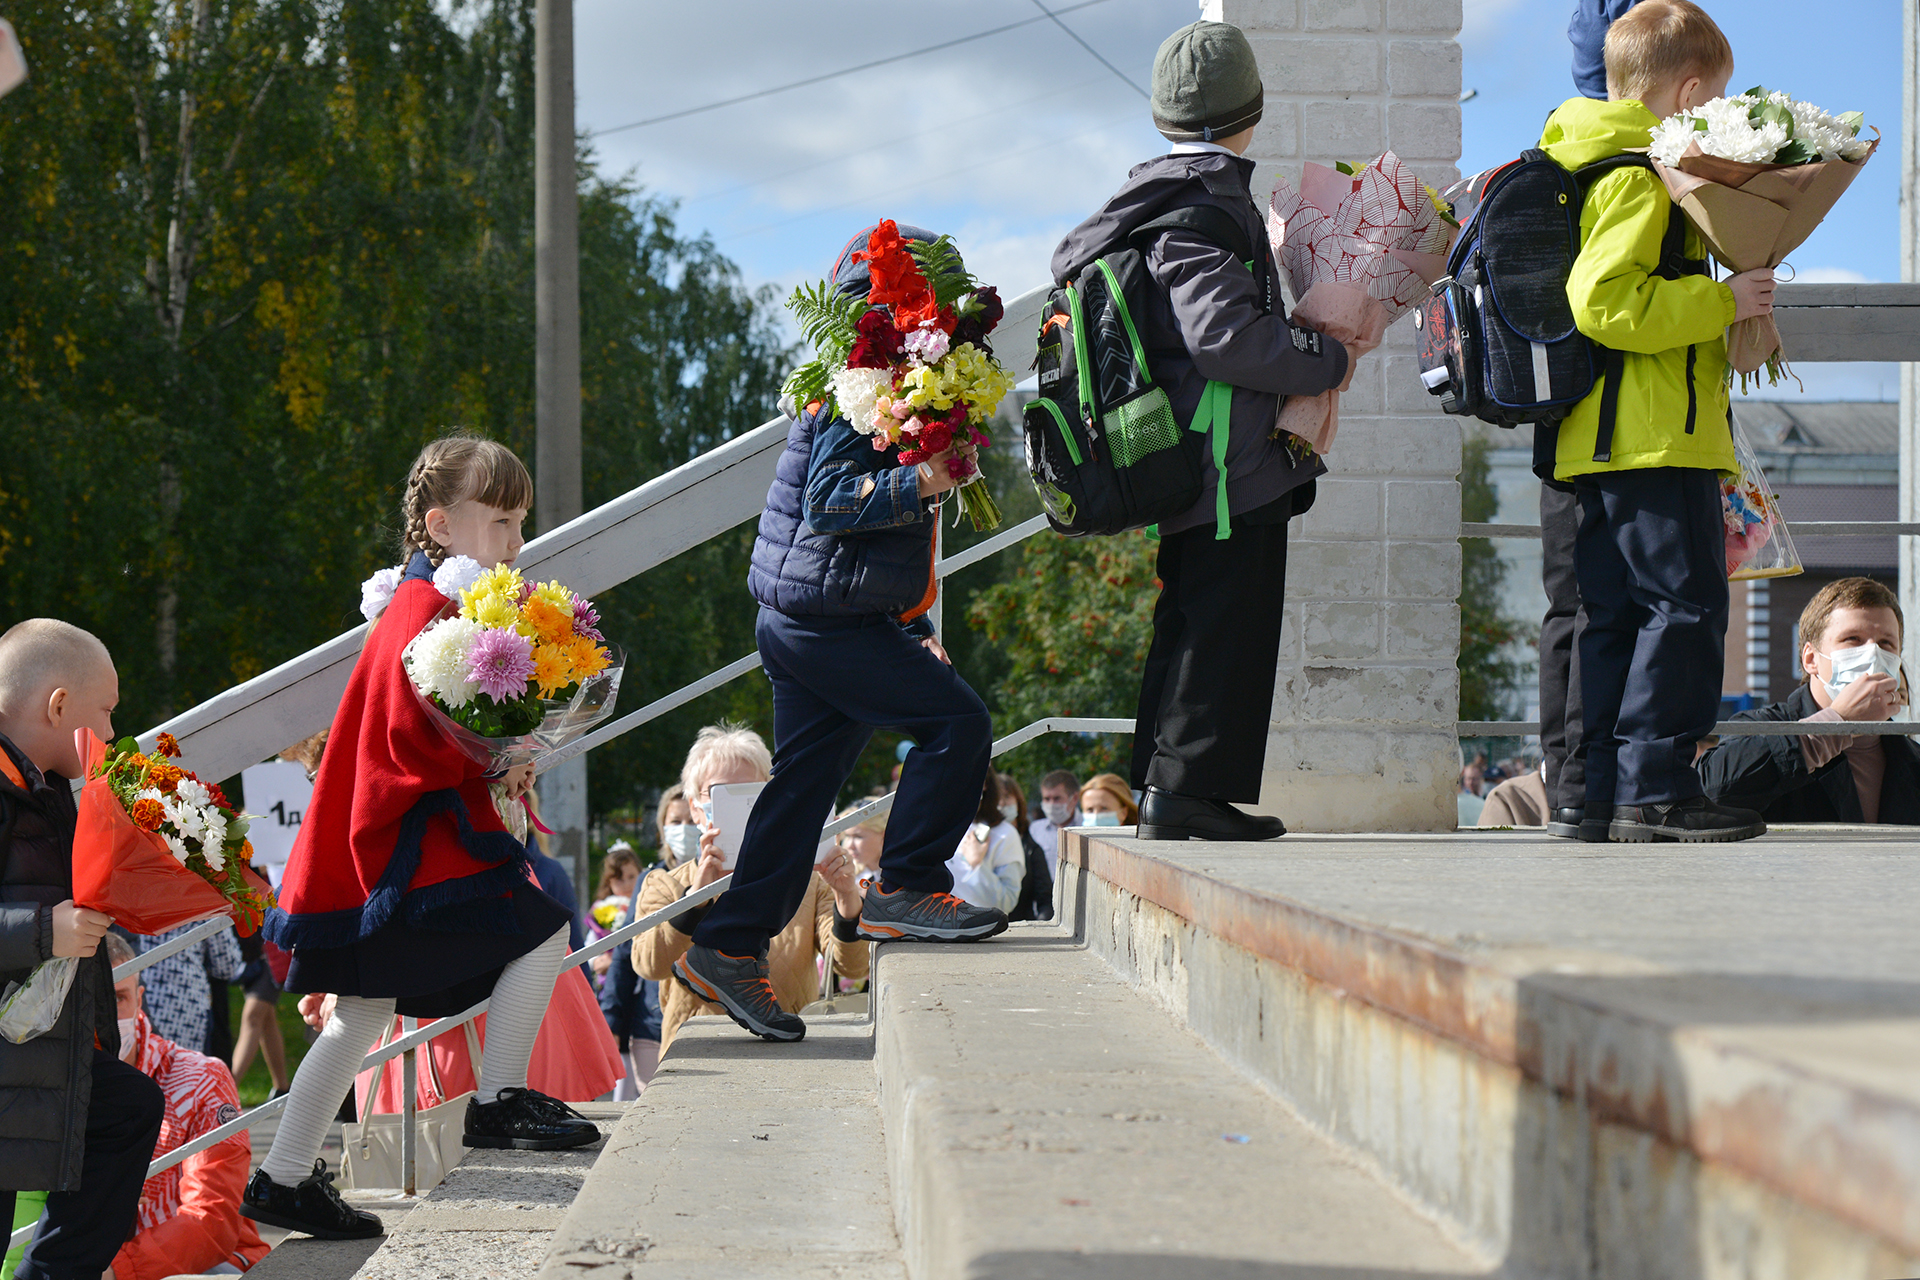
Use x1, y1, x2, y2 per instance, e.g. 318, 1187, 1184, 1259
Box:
1540, 97, 1739, 480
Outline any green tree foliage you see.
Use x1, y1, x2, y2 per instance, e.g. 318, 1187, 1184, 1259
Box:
1457, 435, 1530, 722
0, 0, 788, 824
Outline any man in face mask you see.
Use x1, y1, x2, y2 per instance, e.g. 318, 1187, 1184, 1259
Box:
1700, 577, 1919, 825
96, 933, 269, 1279
1026, 771, 1080, 878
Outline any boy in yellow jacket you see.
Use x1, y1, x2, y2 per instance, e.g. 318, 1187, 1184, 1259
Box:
1542, 0, 1772, 842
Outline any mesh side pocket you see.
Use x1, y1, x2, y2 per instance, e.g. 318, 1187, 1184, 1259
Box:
1106, 387, 1181, 469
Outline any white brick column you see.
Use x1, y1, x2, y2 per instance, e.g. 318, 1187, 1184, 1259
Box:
1205, 0, 1465, 831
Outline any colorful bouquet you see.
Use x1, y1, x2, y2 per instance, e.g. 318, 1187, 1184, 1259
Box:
1266, 152, 1457, 454
1646, 89, 1876, 385
783, 220, 1014, 532
1722, 414, 1802, 581
73, 729, 275, 937
399, 562, 625, 770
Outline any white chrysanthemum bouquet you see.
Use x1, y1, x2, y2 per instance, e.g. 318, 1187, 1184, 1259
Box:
1646, 87, 1876, 384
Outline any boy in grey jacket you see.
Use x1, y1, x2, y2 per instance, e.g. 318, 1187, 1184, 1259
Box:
0, 619, 164, 1279
1051, 21, 1348, 841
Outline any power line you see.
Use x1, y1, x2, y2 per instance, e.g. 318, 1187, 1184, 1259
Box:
591, 0, 1114, 137
1030, 0, 1147, 98
678, 78, 1100, 209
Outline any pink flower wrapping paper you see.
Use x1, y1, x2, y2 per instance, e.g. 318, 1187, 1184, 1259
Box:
1267, 152, 1454, 454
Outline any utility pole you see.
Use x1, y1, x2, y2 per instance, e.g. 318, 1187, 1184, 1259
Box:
1903, 0, 1918, 688
534, 0, 589, 913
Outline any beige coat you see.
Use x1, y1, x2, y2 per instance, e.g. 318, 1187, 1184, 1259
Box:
631, 860, 870, 1054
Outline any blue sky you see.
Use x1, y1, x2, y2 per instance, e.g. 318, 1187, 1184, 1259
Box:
574, 0, 1905, 401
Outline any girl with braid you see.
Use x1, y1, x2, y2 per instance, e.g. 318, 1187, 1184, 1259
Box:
242, 434, 598, 1242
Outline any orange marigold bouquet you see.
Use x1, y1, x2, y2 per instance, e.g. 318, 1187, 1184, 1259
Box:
72, 729, 275, 936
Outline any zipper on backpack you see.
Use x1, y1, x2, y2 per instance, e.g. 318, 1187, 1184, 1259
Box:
1029, 397, 1084, 469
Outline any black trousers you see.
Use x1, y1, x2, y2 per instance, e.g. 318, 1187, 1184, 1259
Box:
2, 1050, 164, 1280
1538, 481, 1586, 812
1131, 512, 1290, 804
693, 609, 992, 956
1573, 468, 1728, 808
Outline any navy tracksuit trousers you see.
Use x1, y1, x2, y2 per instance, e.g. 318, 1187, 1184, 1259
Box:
1573, 467, 1729, 809
692, 608, 993, 957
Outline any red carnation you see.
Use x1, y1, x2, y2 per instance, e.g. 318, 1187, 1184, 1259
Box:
897, 448, 931, 466
847, 308, 905, 369
919, 423, 953, 454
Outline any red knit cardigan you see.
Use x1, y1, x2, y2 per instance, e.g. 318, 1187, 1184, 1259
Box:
266, 576, 529, 949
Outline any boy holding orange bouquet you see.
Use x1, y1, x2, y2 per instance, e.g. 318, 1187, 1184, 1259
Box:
0, 618, 165, 1280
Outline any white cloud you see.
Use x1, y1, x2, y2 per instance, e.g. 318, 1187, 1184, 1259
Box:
1787, 266, 1875, 284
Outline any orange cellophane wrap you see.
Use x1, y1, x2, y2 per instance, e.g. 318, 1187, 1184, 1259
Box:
1650, 133, 1877, 374
71, 730, 273, 937
1273, 281, 1391, 455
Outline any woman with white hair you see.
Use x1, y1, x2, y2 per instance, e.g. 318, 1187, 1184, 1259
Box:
631, 723, 870, 1055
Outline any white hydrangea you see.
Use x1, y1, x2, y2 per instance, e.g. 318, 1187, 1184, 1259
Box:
405, 617, 486, 709
359, 565, 404, 622
829, 366, 895, 436
433, 555, 485, 600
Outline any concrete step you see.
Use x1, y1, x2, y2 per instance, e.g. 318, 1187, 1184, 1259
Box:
532, 1013, 905, 1279
874, 927, 1484, 1279
1057, 826, 1920, 1278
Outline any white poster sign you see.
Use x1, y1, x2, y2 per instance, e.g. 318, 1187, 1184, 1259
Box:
241, 760, 314, 888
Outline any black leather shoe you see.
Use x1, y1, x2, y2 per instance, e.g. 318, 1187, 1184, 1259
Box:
464, 1087, 602, 1151
1137, 787, 1287, 842
241, 1160, 382, 1240
1577, 804, 1613, 843
1546, 807, 1585, 840
1610, 796, 1766, 843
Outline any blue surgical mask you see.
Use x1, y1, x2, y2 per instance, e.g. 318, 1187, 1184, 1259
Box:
1086, 811, 1122, 827
663, 823, 701, 866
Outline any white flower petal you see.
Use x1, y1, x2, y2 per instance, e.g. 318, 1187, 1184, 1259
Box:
359, 565, 404, 622
433, 556, 485, 600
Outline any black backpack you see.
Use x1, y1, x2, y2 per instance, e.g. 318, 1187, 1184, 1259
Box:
1025, 206, 1269, 538
1414, 150, 1707, 461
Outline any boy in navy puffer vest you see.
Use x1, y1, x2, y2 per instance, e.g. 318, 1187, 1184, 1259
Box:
673, 227, 1008, 1044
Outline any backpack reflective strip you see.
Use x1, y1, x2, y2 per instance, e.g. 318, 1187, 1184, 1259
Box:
1531, 342, 1552, 401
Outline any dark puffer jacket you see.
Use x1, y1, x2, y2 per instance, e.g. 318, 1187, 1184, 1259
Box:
1052, 149, 1347, 535
747, 405, 939, 638
0, 733, 117, 1192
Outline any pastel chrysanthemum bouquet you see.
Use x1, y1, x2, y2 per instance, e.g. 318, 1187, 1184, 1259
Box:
783, 220, 1015, 532
401, 564, 623, 768
1645, 88, 1875, 384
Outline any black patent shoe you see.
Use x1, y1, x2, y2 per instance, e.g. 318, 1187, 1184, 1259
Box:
241, 1160, 383, 1240
1546, 807, 1585, 840
1137, 787, 1287, 842
464, 1087, 602, 1151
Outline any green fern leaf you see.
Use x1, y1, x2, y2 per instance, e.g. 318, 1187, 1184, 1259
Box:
904, 236, 979, 312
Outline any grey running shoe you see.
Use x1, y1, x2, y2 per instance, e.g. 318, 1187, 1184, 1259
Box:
673, 945, 805, 1041
857, 884, 1008, 942
1609, 796, 1766, 843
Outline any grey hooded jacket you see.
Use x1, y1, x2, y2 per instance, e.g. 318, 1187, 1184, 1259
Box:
1051, 149, 1347, 535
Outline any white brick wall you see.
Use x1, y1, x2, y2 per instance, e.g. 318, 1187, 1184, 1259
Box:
1205, 0, 1464, 831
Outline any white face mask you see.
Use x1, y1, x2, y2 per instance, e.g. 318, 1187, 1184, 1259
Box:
117, 1016, 139, 1061
998, 802, 1020, 825
1821, 642, 1905, 696
1086, 811, 1122, 827
663, 823, 702, 867
1040, 800, 1074, 826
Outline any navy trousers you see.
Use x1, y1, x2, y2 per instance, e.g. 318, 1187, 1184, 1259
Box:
1, 1050, 164, 1280
1538, 481, 1587, 812
1573, 467, 1728, 808
692, 609, 993, 957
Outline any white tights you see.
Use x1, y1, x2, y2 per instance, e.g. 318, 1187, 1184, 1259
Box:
260, 925, 570, 1185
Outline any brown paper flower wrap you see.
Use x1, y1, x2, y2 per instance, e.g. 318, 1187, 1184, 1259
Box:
1274, 282, 1390, 455
1649, 132, 1876, 378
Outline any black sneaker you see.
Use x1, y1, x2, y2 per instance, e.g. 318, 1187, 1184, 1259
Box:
857, 884, 1008, 942
673, 945, 806, 1041
241, 1160, 383, 1240
463, 1087, 602, 1151
1609, 796, 1766, 843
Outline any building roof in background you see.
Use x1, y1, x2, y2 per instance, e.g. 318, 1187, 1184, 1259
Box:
1733, 401, 1898, 454
1774, 483, 1898, 570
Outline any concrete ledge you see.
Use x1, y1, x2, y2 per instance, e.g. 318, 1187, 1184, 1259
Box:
532, 1014, 903, 1279
873, 929, 1484, 1279
1058, 828, 1920, 1275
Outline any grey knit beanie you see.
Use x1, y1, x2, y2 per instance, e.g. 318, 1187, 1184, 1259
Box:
1151, 21, 1263, 143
